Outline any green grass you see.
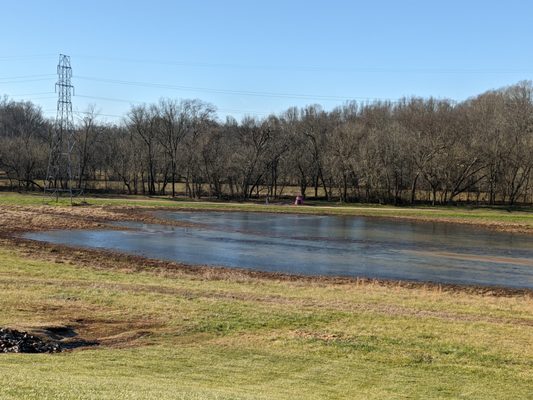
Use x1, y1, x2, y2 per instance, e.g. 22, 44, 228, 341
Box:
1, 191, 532, 227
0, 246, 532, 399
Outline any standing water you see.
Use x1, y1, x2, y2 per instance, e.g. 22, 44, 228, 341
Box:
24, 211, 533, 289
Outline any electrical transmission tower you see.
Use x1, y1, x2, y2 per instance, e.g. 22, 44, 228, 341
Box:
44, 54, 82, 202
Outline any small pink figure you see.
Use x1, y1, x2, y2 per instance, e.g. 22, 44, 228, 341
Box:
294, 195, 304, 205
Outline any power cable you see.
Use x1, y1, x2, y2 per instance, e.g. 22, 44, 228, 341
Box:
75, 94, 138, 104
0, 54, 56, 61
0, 78, 56, 84
71, 54, 533, 74
0, 74, 56, 81
75, 75, 398, 102
75, 94, 270, 116
6, 92, 55, 97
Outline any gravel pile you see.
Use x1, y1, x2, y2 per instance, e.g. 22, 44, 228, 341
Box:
0, 328, 62, 353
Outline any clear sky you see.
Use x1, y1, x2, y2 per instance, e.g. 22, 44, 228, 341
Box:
2, 0, 533, 123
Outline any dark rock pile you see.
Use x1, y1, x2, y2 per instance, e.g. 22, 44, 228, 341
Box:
0, 328, 62, 353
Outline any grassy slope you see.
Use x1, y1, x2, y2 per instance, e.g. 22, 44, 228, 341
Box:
0, 246, 532, 399
1, 192, 532, 227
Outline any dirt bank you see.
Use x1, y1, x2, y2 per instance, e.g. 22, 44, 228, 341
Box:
0, 204, 198, 233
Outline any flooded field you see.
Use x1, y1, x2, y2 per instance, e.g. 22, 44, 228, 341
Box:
24, 211, 533, 289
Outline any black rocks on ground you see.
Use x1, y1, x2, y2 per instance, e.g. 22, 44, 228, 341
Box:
0, 328, 62, 353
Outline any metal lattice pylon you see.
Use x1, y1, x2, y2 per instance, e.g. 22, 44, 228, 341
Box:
44, 54, 82, 202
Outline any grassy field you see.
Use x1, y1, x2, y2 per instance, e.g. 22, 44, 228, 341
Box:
0, 245, 532, 399
0, 192, 532, 399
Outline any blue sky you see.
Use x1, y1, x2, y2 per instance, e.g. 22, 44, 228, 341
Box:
1, 0, 533, 122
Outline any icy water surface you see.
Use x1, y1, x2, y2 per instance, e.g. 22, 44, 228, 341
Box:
24, 211, 533, 289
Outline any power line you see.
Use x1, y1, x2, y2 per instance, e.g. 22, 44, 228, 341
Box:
71, 54, 533, 74
6, 92, 55, 97
7, 95, 57, 101
47, 105, 269, 120
0, 74, 56, 81
0, 70, 478, 105
75, 94, 271, 116
5, 77, 457, 120
0, 77, 56, 84
74, 111, 123, 118
75, 75, 398, 102
76, 94, 138, 104
0, 54, 57, 61
1, 67, 461, 120
75, 76, 435, 105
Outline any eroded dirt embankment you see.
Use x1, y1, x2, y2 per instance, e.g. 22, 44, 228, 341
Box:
0, 204, 189, 233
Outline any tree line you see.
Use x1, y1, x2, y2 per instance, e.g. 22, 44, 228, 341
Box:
1, 81, 532, 205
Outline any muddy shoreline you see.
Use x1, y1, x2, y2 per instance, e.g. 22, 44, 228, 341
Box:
154, 204, 533, 235
1, 204, 532, 297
